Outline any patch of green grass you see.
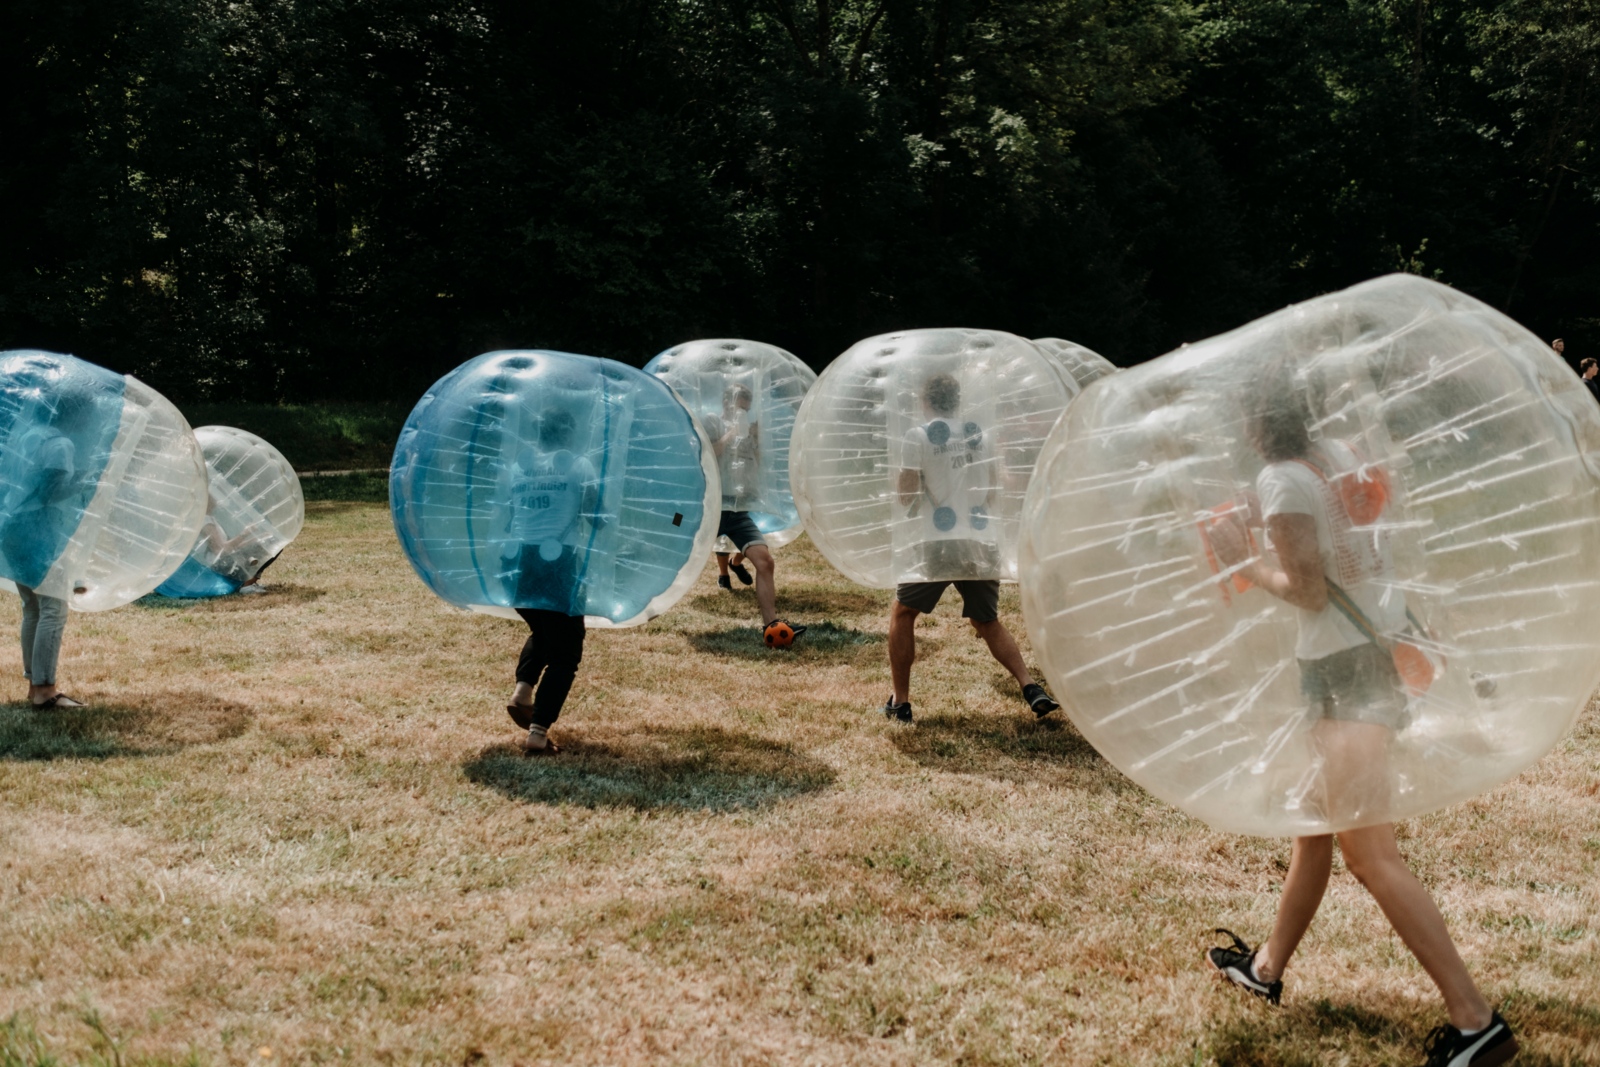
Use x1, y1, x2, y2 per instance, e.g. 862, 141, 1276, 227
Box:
298, 471, 389, 503
177, 402, 406, 472
0, 509, 1595, 1066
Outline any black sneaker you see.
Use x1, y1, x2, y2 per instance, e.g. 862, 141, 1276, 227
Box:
730, 561, 754, 585
1022, 683, 1060, 717
717, 574, 732, 590
882, 695, 913, 723
1418, 1012, 1518, 1067
1205, 929, 1281, 1005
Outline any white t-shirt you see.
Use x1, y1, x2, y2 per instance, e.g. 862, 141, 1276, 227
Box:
904, 416, 998, 542
2, 427, 75, 514
702, 411, 760, 511
1256, 440, 1405, 661
506, 450, 597, 552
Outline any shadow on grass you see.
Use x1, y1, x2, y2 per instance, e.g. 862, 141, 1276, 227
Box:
890, 710, 1111, 783
1208, 991, 1600, 1065
464, 725, 836, 811
686, 621, 883, 660
133, 583, 325, 612
0, 690, 251, 760
686, 585, 889, 619
1205, 999, 1405, 1067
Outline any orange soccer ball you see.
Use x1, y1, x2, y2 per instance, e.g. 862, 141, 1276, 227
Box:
763, 620, 796, 649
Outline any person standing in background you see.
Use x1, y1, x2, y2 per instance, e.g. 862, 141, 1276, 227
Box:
701, 384, 805, 648
1580, 357, 1600, 406
883, 373, 1060, 723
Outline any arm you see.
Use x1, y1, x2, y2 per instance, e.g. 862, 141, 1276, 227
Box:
1209, 511, 1328, 613
896, 468, 921, 507
581, 480, 604, 530
38, 468, 76, 505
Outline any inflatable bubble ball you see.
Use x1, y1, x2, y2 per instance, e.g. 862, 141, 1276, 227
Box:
644, 339, 816, 550
0, 350, 207, 611
1032, 337, 1118, 392
1020, 274, 1600, 836
790, 328, 1082, 587
391, 350, 718, 627
156, 426, 305, 598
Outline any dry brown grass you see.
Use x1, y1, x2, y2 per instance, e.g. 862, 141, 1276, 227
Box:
1, 501, 1597, 1066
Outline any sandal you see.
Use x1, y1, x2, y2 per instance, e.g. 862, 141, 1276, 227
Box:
32, 694, 86, 710
520, 733, 561, 756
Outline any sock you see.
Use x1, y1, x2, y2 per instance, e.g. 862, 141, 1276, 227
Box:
526, 723, 549, 748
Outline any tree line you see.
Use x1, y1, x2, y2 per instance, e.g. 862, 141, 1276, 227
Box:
2, 0, 1596, 402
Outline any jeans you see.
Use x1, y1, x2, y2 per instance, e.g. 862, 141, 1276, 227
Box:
514, 608, 585, 729
17, 584, 68, 685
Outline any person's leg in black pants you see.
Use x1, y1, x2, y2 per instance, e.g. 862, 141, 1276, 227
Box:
508, 608, 585, 753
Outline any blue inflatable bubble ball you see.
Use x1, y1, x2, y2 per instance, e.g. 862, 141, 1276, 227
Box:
157, 426, 305, 598
391, 350, 718, 626
644, 339, 817, 550
0, 350, 207, 611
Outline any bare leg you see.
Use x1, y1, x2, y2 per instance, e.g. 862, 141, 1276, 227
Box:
731, 551, 745, 568
970, 618, 1035, 688
889, 600, 919, 704
1340, 824, 1493, 1031
1254, 835, 1333, 981
716, 552, 730, 577
744, 544, 777, 625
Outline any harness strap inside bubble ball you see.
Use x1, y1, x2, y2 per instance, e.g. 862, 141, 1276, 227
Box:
1289, 450, 1426, 639
1324, 577, 1428, 651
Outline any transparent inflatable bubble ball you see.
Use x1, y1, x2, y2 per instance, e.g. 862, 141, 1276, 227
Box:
1032, 337, 1118, 392
1019, 274, 1600, 837
391, 349, 718, 627
0, 349, 208, 611
644, 339, 816, 551
156, 426, 305, 598
790, 327, 1085, 588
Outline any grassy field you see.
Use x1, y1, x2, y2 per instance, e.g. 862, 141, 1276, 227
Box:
1, 503, 1597, 1066
178, 404, 407, 474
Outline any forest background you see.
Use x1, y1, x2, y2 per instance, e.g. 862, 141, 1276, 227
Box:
2, 0, 1597, 404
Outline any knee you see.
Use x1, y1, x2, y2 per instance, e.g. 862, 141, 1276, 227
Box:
1339, 841, 1397, 888
890, 602, 919, 629
755, 553, 774, 578
970, 618, 999, 638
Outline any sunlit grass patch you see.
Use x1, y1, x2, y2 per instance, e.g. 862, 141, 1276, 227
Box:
0, 506, 1594, 1065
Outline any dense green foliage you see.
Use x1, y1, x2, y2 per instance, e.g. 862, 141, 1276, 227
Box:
3, 1, 1596, 401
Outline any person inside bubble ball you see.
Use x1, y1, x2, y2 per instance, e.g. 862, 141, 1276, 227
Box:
0, 393, 93, 710
1202, 376, 1517, 1067
700, 383, 806, 648
882, 372, 1059, 724
500, 408, 601, 754
194, 492, 282, 593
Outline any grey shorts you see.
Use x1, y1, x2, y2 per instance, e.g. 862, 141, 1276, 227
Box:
1299, 643, 1410, 731
716, 511, 766, 552
894, 579, 1000, 623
